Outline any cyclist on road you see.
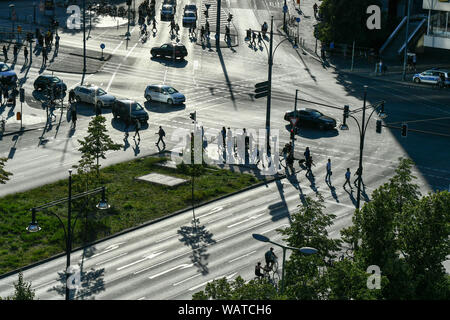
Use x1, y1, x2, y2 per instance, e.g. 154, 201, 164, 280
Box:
255, 262, 264, 279
265, 247, 278, 270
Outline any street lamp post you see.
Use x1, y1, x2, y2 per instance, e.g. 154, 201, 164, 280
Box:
340, 86, 387, 209
27, 169, 110, 300
255, 16, 297, 152
402, 0, 411, 81
252, 234, 318, 295
83, 0, 87, 74
283, 0, 287, 33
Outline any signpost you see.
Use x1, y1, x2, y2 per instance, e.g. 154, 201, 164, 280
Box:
100, 43, 105, 60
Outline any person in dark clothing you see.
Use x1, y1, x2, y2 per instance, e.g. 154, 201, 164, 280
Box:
221, 126, 226, 147
42, 48, 48, 66
13, 44, 18, 60
156, 125, 166, 148
251, 31, 256, 46
11, 87, 18, 107
71, 107, 77, 128
304, 147, 310, 161
24, 46, 29, 64
200, 26, 205, 42
68, 89, 75, 104
2, 46, 8, 61
305, 156, 314, 177
343, 168, 352, 190
133, 119, 141, 141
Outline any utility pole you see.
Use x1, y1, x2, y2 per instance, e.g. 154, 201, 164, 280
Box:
266, 16, 274, 153
216, 0, 222, 49
402, 0, 411, 81
356, 86, 367, 210
83, 0, 87, 74
292, 89, 298, 152
283, 0, 287, 33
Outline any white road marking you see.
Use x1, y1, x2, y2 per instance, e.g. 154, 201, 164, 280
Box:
228, 250, 257, 263
106, 42, 138, 92
33, 279, 57, 290
148, 264, 193, 279
155, 234, 178, 243
188, 272, 237, 291
116, 251, 165, 271
198, 206, 223, 218
95, 252, 128, 266
227, 213, 265, 228
91, 242, 126, 258
133, 251, 187, 275
173, 274, 201, 286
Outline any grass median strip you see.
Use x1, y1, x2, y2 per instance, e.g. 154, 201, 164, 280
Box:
0, 156, 259, 275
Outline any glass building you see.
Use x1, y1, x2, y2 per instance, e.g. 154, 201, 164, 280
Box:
424, 0, 450, 49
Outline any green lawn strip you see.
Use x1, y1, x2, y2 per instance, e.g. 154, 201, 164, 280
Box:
0, 157, 259, 275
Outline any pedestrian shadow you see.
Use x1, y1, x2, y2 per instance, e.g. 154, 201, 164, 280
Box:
345, 188, 358, 207
132, 138, 140, 156
307, 173, 319, 195
216, 47, 237, 109
328, 183, 339, 203
177, 218, 216, 275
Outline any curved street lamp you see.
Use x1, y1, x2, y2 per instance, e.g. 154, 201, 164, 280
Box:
339, 86, 387, 209
26, 169, 110, 300
252, 233, 318, 295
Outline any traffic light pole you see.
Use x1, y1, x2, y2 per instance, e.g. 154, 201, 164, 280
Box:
356, 87, 367, 210
83, 0, 87, 74
216, 0, 221, 49
292, 89, 298, 152
266, 17, 274, 153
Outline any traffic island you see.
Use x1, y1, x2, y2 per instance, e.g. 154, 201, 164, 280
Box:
0, 155, 259, 276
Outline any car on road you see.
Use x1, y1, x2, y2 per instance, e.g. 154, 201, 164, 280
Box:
184, 4, 197, 14
412, 69, 450, 86
0, 63, 17, 86
73, 84, 116, 109
33, 75, 67, 94
112, 99, 149, 124
144, 84, 185, 105
150, 43, 188, 60
160, 4, 175, 20
284, 108, 337, 130
182, 10, 197, 27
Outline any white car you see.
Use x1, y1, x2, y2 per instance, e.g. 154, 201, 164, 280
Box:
73, 84, 116, 108
145, 85, 185, 105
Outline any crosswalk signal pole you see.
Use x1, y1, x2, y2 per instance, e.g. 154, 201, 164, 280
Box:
266, 16, 274, 153
216, 0, 222, 49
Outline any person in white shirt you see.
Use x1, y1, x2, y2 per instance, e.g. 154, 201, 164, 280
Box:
325, 158, 332, 184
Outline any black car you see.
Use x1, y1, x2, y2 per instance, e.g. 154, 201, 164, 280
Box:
284, 108, 336, 130
151, 43, 188, 60
112, 99, 149, 124
33, 75, 67, 94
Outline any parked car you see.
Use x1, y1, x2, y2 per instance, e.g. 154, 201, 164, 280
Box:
184, 4, 197, 14
150, 43, 188, 60
33, 75, 67, 94
73, 84, 116, 108
182, 10, 197, 27
163, 0, 177, 8
144, 84, 185, 105
0, 63, 17, 86
112, 99, 149, 124
160, 4, 175, 20
412, 69, 450, 86
284, 108, 337, 130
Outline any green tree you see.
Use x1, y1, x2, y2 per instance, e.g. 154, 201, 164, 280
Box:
397, 191, 450, 299
0, 157, 12, 184
5, 271, 36, 300
278, 194, 342, 299
316, 0, 389, 48
77, 116, 122, 176
192, 276, 280, 300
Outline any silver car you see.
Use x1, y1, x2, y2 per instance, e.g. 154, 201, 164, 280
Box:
73, 85, 116, 108
145, 84, 185, 105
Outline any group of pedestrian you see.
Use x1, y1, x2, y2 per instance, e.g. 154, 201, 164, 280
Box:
170, 20, 180, 36
200, 21, 211, 43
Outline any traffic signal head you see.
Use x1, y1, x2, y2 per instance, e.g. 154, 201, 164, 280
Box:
126, 0, 132, 6
376, 120, 382, 133
20, 88, 24, 103
401, 123, 408, 137
343, 105, 349, 119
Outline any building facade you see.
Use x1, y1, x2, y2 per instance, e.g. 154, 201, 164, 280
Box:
423, 0, 450, 49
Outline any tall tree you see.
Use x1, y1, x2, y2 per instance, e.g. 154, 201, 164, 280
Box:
77, 116, 122, 176
0, 157, 12, 184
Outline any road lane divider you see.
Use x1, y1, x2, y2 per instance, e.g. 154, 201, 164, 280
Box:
148, 263, 193, 280
116, 250, 165, 271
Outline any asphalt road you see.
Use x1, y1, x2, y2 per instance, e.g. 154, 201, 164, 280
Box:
0, 0, 449, 299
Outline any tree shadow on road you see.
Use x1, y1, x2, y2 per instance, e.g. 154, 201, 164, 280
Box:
177, 218, 216, 276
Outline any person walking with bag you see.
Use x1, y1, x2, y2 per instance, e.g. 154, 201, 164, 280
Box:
325, 158, 332, 184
